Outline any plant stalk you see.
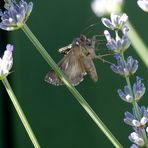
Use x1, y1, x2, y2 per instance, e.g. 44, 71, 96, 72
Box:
21, 24, 123, 148
2, 78, 40, 148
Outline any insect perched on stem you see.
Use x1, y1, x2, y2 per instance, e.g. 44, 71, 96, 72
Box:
45, 35, 111, 86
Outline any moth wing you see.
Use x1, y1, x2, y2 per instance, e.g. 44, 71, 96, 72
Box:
44, 69, 63, 86
80, 55, 98, 82
58, 44, 72, 55
45, 48, 86, 86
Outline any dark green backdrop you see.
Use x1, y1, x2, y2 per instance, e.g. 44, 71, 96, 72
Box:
0, 0, 148, 147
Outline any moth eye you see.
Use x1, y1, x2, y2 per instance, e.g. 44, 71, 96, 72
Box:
86, 41, 91, 46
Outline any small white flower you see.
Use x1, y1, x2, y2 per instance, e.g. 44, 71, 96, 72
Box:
102, 13, 128, 30
0, 44, 13, 79
91, 0, 124, 17
137, 0, 148, 12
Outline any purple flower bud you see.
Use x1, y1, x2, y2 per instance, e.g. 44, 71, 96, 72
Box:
118, 86, 133, 103
133, 77, 145, 101
129, 131, 145, 147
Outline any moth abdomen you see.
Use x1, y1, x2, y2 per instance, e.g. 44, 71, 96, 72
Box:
81, 56, 98, 82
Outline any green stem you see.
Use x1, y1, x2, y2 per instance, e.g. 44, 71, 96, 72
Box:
125, 76, 140, 119
128, 21, 148, 68
2, 78, 40, 148
121, 53, 140, 119
21, 24, 123, 148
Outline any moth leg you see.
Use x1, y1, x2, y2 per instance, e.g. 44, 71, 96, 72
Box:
95, 55, 113, 65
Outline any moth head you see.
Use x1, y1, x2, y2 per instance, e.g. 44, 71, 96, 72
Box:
79, 35, 93, 47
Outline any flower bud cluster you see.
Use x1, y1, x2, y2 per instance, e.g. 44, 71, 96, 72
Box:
102, 13, 147, 147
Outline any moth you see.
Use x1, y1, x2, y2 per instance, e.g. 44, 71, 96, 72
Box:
45, 35, 102, 86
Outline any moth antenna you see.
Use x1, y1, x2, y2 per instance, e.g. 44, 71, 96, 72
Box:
93, 34, 104, 38
96, 39, 106, 42
94, 40, 106, 47
91, 38, 106, 43
81, 23, 98, 35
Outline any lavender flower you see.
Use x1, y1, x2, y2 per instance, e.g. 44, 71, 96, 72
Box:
122, 84, 147, 146
104, 27, 131, 53
0, 44, 13, 79
133, 77, 146, 101
124, 106, 148, 128
117, 85, 133, 103
130, 144, 139, 148
91, 0, 123, 17
126, 56, 139, 75
111, 56, 138, 77
0, 0, 33, 31
124, 106, 148, 146
118, 76, 145, 103
101, 13, 128, 30
137, 0, 148, 12
129, 128, 145, 147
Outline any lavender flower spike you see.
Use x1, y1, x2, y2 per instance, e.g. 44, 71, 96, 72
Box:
101, 13, 128, 30
0, 44, 13, 79
0, 0, 33, 31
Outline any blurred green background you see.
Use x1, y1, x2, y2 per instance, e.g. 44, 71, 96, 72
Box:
0, 0, 148, 147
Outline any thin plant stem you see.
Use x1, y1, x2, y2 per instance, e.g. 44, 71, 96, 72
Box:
125, 77, 140, 119
2, 77, 40, 148
120, 53, 141, 119
21, 24, 123, 148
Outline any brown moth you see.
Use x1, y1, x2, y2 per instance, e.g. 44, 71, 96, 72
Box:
44, 35, 100, 86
